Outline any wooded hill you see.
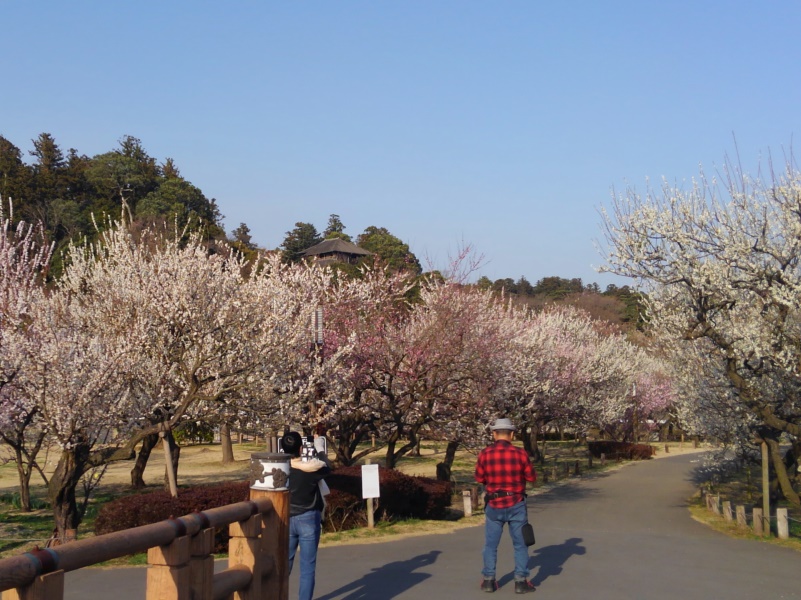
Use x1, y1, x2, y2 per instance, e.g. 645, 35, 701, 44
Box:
1, 133, 640, 329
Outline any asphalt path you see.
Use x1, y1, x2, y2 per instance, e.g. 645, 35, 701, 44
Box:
64, 453, 801, 599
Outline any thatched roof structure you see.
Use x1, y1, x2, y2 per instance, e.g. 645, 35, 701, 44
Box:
301, 239, 372, 265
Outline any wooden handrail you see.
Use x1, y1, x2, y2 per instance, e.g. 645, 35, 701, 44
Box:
0, 497, 277, 595
212, 565, 253, 600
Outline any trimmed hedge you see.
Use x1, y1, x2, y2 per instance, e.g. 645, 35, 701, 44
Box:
94, 481, 249, 552
323, 466, 452, 532
94, 466, 453, 542
588, 440, 655, 460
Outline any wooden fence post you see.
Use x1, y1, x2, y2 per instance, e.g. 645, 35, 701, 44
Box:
251, 489, 290, 600
188, 527, 214, 600
463, 490, 473, 517
761, 441, 770, 537
146, 535, 191, 600
2, 571, 64, 600
722, 501, 733, 521
712, 495, 721, 515
736, 505, 747, 528
752, 507, 764, 536
470, 486, 480, 510
365, 459, 375, 530
229, 513, 262, 600
776, 508, 789, 540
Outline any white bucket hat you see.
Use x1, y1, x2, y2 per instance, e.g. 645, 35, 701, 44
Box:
490, 418, 516, 431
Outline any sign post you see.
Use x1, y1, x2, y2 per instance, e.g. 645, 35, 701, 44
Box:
761, 441, 770, 536
361, 460, 380, 529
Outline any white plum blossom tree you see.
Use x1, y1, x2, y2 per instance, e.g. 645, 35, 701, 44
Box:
25, 288, 137, 539
503, 308, 615, 456
602, 155, 801, 505
0, 201, 53, 511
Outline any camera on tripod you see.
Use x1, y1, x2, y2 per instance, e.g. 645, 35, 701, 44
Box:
278, 435, 327, 462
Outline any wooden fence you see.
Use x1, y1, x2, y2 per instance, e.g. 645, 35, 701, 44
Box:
0, 487, 289, 600
702, 490, 796, 540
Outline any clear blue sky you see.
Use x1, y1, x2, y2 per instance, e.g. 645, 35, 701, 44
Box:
2, 1, 800, 288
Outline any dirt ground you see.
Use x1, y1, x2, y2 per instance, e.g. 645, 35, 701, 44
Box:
0, 442, 258, 495
0, 439, 708, 497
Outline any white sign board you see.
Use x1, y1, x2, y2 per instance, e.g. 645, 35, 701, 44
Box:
361, 464, 380, 499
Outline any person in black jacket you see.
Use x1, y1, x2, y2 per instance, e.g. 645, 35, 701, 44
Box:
282, 431, 331, 600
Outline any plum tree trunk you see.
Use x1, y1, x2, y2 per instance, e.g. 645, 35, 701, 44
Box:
48, 443, 90, 542
436, 441, 459, 482
220, 422, 234, 464
130, 433, 159, 489
162, 430, 181, 492
766, 437, 800, 507
522, 427, 543, 463
13, 447, 33, 512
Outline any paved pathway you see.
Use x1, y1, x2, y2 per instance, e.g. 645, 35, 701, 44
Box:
65, 453, 801, 599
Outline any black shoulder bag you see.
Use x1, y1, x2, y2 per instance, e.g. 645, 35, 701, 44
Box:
522, 518, 536, 546
522, 496, 535, 546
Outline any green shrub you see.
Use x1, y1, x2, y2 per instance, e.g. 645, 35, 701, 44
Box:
174, 421, 215, 445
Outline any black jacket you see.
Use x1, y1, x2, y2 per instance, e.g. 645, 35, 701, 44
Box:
288, 455, 331, 517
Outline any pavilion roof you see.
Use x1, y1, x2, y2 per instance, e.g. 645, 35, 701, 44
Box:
301, 238, 373, 257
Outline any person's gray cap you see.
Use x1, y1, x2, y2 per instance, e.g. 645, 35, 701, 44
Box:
490, 418, 516, 431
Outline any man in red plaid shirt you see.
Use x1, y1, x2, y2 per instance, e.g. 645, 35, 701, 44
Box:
475, 418, 536, 594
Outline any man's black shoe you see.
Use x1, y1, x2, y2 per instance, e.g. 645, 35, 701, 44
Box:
514, 580, 536, 594
480, 578, 497, 592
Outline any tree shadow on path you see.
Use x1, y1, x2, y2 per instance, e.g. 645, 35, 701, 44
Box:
510, 537, 586, 588
316, 550, 441, 600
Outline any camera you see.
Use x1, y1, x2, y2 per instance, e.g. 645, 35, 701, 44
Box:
279, 435, 327, 462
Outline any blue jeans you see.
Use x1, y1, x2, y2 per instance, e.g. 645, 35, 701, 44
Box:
482, 500, 530, 581
288, 509, 322, 600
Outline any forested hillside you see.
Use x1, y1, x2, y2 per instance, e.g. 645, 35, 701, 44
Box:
1, 133, 640, 329
0, 133, 225, 269
478, 275, 644, 332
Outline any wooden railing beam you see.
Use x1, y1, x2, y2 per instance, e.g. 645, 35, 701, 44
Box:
212, 565, 253, 600
0, 499, 274, 593
0, 468, 287, 600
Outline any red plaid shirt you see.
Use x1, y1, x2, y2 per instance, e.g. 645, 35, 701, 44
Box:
475, 439, 536, 508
